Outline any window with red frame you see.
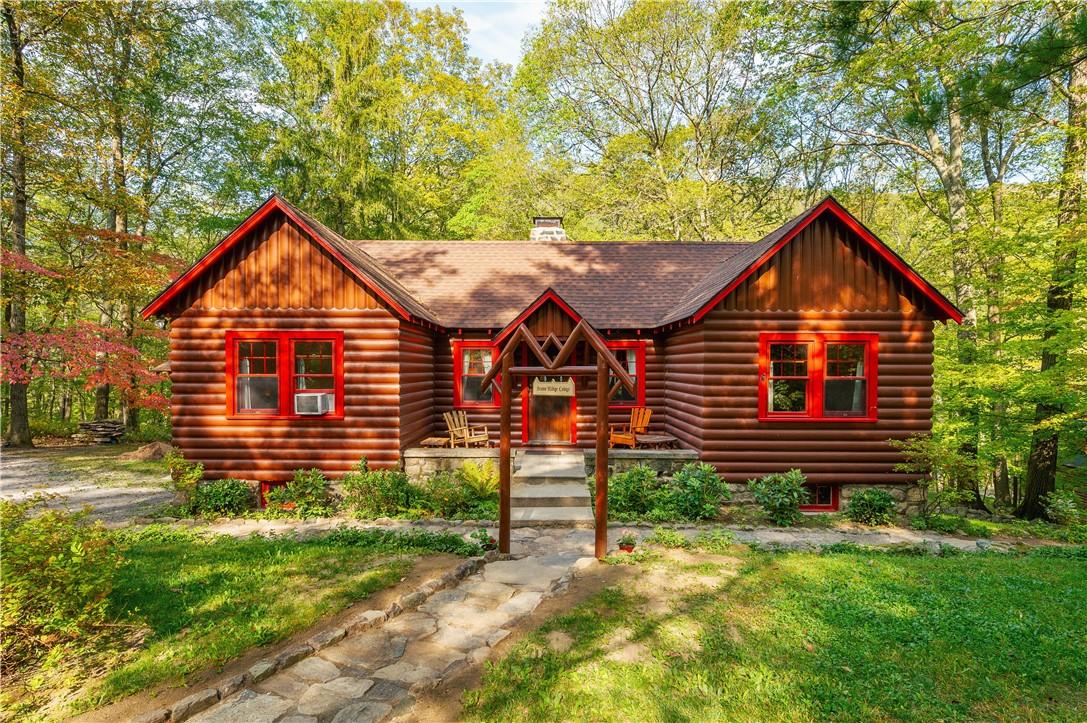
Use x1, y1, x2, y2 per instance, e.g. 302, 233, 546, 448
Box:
800, 484, 839, 511
759, 333, 877, 421
226, 331, 343, 418
454, 341, 498, 408
606, 341, 646, 408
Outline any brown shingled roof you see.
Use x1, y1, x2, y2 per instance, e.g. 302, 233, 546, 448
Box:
351, 239, 748, 329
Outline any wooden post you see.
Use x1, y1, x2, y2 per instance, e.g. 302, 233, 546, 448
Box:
499, 353, 512, 554
595, 354, 608, 558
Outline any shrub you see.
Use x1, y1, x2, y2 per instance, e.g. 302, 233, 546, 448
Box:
748, 469, 808, 526
192, 479, 252, 516
0, 498, 122, 671
602, 464, 660, 518
340, 459, 427, 518
265, 468, 334, 518
846, 488, 897, 526
668, 463, 731, 520
164, 449, 203, 513
1042, 490, 1083, 525
457, 461, 499, 497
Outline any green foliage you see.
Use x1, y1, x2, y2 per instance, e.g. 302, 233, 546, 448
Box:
192, 479, 252, 517
164, 449, 203, 513
646, 526, 690, 548
846, 488, 897, 526
909, 514, 993, 538
748, 469, 808, 526
340, 459, 425, 518
598, 463, 729, 522
617, 530, 638, 546
693, 529, 736, 553
419, 469, 499, 520
457, 460, 499, 498
264, 468, 334, 518
0, 498, 122, 673
469, 527, 497, 551
890, 434, 981, 521
322, 526, 483, 556
1042, 490, 1084, 525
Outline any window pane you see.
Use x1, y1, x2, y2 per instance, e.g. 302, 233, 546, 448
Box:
827, 343, 865, 377
237, 377, 279, 411
462, 375, 493, 403
824, 379, 866, 415
807, 485, 832, 506
770, 344, 807, 377
294, 341, 331, 356
296, 375, 334, 391
462, 349, 492, 376
769, 379, 806, 413
239, 341, 276, 374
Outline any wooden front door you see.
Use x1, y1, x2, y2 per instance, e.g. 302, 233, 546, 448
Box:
528, 381, 575, 444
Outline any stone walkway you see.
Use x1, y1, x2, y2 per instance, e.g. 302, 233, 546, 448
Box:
183, 531, 598, 723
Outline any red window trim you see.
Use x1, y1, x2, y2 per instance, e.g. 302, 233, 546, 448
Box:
225, 330, 344, 420
799, 484, 840, 512
757, 332, 878, 422
605, 340, 646, 410
452, 339, 500, 409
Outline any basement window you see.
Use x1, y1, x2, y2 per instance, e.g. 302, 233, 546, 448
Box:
800, 484, 839, 511
758, 333, 878, 422
226, 330, 344, 419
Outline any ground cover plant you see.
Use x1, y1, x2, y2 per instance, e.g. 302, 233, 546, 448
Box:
1, 517, 479, 721
463, 545, 1087, 722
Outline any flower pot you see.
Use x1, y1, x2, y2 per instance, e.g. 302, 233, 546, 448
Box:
619, 543, 635, 552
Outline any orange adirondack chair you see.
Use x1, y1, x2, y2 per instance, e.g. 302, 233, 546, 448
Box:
609, 407, 652, 448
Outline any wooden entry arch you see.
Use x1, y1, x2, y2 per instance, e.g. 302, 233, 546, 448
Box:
479, 319, 636, 558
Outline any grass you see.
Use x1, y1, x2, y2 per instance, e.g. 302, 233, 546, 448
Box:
913, 513, 1087, 543
464, 546, 1087, 722
45, 444, 170, 488
8, 525, 475, 720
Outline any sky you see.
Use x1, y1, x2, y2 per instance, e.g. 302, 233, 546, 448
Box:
409, 1, 547, 67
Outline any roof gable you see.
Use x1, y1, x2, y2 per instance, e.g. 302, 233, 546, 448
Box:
494, 288, 583, 343
658, 196, 963, 326
141, 194, 439, 324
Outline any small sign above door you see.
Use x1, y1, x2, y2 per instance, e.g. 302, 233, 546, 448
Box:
532, 377, 575, 397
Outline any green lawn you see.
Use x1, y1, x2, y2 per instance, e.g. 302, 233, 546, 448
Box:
9, 526, 473, 720
465, 546, 1087, 722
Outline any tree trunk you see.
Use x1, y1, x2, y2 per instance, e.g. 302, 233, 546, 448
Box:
1018, 58, 1086, 519
3, 3, 33, 446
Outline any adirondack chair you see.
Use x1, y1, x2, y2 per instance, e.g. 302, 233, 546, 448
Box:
609, 407, 652, 449
443, 410, 490, 447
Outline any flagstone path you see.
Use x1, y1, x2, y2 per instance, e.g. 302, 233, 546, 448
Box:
184, 531, 598, 723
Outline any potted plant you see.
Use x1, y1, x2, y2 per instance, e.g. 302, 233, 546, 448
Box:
470, 527, 497, 551
617, 530, 637, 552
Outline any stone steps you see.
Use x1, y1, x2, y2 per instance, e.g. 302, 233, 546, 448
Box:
510, 451, 592, 526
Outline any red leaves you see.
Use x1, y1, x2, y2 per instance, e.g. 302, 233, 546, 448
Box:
1, 322, 166, 409
1, 249, 63, 279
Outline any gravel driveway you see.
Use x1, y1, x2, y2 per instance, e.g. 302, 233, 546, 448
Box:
0, 446, 172, 524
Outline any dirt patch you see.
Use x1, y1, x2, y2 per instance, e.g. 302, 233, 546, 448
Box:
116, 441, 173, 462
546, 630, 574, 652
73, 553, 462, 723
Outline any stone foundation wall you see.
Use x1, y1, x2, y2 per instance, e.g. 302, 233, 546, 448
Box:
840, 483, 924, 516
402, 448, 500, 482
584, 449, 700, 478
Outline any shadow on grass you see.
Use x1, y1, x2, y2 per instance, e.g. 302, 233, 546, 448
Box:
464, 548, 1087, 722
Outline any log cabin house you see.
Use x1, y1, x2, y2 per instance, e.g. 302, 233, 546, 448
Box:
142, 193, 961, 514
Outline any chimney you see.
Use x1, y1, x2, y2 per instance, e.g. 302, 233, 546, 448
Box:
530, 216, 568, 242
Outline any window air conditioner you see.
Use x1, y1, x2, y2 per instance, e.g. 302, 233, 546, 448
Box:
294, 392, 334, 415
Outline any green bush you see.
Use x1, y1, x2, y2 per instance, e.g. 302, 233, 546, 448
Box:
457, 460, 499, 497
341, 459, 427, 518
265, 468, 334, 518
596, 463, 729, 522
1042, 490, 1083, 525
0, 498, 122, 671
193, 479, 252, 516
846, 488, 897, 525
748, 469, 808, 526
669, 463, 731, 520
164, 449, 203, 514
